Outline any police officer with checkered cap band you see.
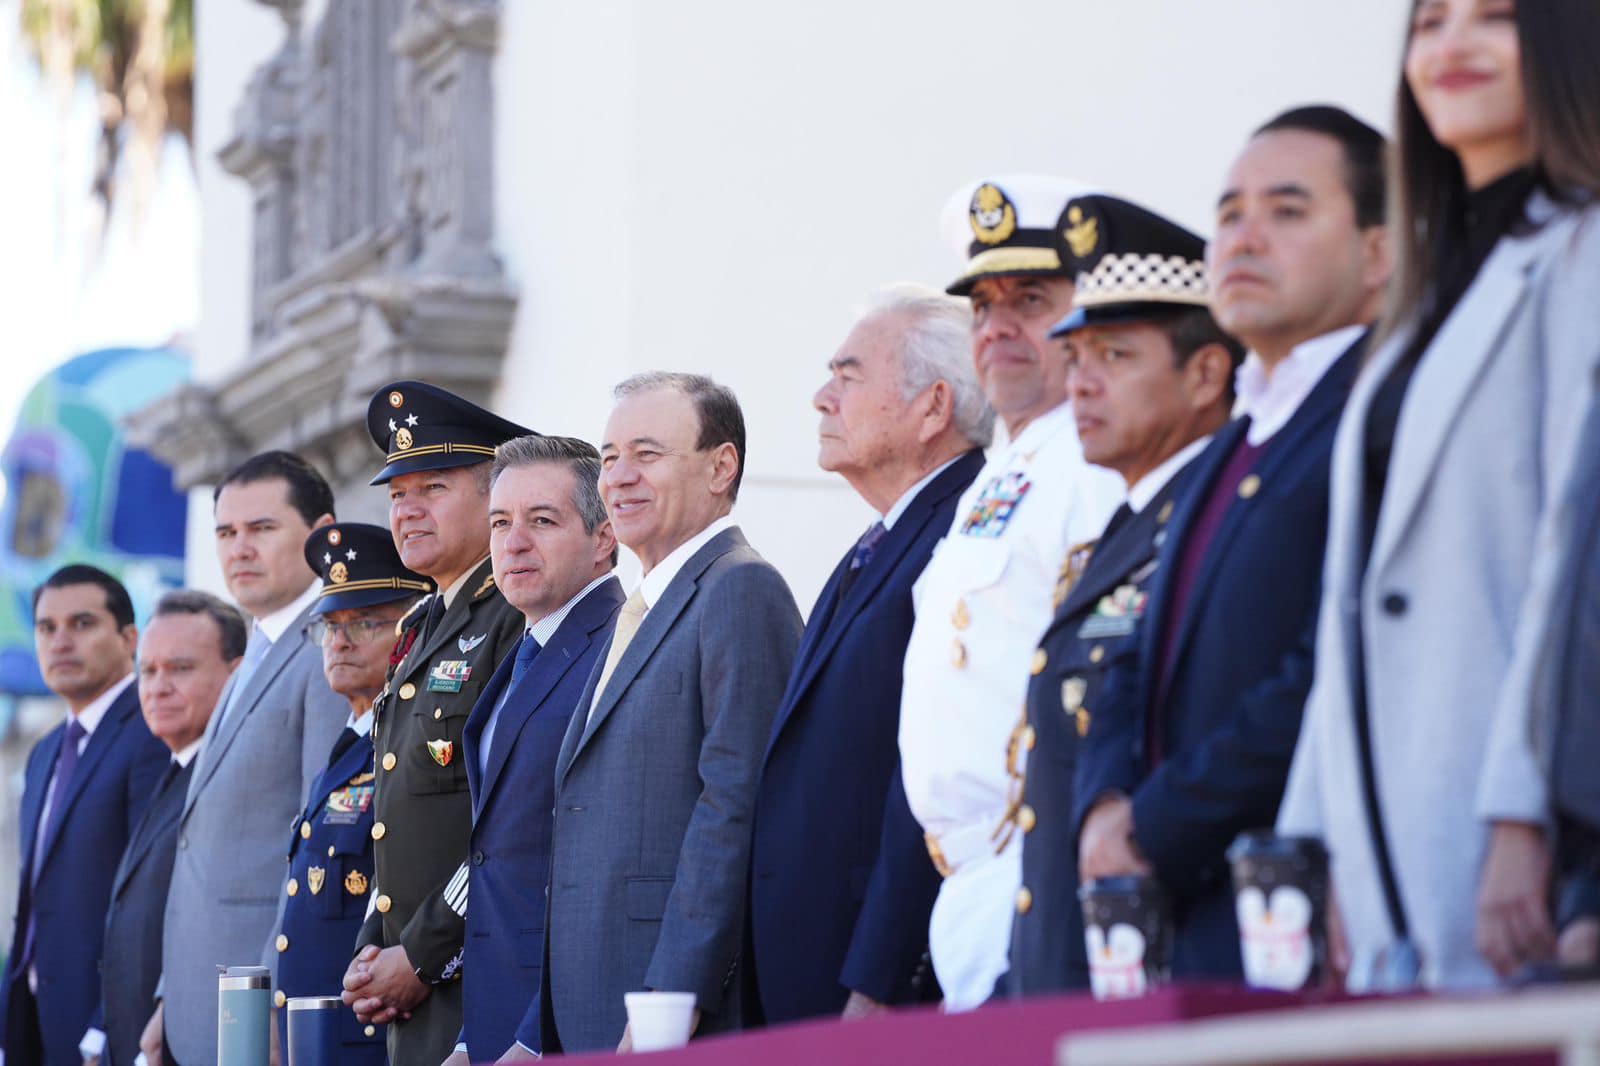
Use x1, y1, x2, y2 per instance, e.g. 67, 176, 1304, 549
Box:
342, 382, 528, 1066
897, 176, 1125, 1010
1007, 195, 1241, 997
271, 523, 430, 1060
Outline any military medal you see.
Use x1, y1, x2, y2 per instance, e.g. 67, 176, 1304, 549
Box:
427, 739, 454, 766
428, 659, 471, 693
308, 866, 326, 895
344, 870, 369, 896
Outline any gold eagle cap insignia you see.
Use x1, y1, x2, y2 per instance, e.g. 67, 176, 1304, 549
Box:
395, 427, 414, 451
969, 183, 1018, 245
1064, 204, 1099, 259
308, 866, 326, 895
329, 561, 349, 584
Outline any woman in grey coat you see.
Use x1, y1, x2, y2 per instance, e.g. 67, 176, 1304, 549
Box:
1278, 0, 1600, 991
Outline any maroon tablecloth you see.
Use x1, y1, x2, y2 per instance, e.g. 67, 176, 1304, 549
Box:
545, 984, 1556, 1065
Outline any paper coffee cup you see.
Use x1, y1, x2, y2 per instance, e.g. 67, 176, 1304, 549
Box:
624, 991, 697, 1052
1228, 831, 1329, 991
1079, 875, 1172, 1001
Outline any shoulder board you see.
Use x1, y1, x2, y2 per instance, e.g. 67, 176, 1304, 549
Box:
395, 594, 434, 638
472, 573, 498, 600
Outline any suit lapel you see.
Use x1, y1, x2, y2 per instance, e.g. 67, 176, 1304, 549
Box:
186, 605, 311, 817
1369, 229, 1552, 571
403, 559, 495, 679
1162, 344, 1360, 688
38, 684, 138, 873
479, 578, 623, 813
115, 761, 191, 896
463, 649, 513, 808
568, 528, 744, 765
19, 729, 62, 883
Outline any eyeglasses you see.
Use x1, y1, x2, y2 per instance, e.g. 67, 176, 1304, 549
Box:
305, 618, 402, 645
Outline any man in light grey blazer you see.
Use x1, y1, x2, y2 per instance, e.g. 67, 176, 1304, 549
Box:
538, 373, 803, 1055
143, 452, 347, 1066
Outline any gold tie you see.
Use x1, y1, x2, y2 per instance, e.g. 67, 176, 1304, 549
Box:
593, 589, 648, 709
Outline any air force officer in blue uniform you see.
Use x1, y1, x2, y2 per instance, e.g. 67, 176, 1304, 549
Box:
450, 435, 623, 1063
748, 286, 988, 1024
271, 522, 431, 1060
1, 566, 167, 1066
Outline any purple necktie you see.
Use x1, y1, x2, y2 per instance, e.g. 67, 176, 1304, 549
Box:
22, 717, 88, 967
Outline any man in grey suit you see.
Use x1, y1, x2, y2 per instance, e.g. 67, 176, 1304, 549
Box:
84, 591, 244, 1066
144, 453, 348, 1066
539, 372, 803, 1054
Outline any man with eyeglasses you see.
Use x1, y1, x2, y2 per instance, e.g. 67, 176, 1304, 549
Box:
267, 523, 431, 1061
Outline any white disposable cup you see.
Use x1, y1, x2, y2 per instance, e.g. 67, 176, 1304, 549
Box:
624, 991, 697, 1052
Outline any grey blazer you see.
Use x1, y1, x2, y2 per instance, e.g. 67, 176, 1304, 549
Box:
541, 526, 802, 1053
1280, 197, 1600, 989
161, 600, 347, 1065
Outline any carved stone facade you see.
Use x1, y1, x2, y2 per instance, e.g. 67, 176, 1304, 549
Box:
127, 0, 515, 516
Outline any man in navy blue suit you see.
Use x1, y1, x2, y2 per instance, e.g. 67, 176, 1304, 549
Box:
444, 435, 623, 1063
747, 284, 990, 1024
1073, 106, 1389, 977
1, 565, 167, 1065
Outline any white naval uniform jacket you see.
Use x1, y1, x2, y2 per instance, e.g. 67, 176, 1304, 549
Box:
899, 401, 1123, 1010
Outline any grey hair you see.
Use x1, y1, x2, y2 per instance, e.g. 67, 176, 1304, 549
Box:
491, 434, 608, 535
863, 283, 994, 448
152, 589, 249, 661
612, 371, 747, 501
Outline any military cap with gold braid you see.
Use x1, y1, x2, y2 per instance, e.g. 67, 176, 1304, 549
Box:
366, 380, 535, 486
304, 522, 430, 616
941, 174, 1096, 296
1048, 194, 1211, 337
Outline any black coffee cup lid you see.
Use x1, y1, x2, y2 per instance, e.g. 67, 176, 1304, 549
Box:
1079, 875, 1162, 899
1226, 831, 1328, 863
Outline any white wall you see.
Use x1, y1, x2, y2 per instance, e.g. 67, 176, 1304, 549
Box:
197, 0, 1407, 608
491, 0, 1405, 610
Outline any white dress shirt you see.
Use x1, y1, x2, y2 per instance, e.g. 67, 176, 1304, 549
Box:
883, 456, 963, 529
637, 515, 736, 609
1126, 436, 1213, 514
256, 581, 321, 641
1235, 324, 1365, 446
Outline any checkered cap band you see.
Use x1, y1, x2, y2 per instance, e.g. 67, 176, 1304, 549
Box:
1074, 253, 1210, 308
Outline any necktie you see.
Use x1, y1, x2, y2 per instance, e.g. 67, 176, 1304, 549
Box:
213, 624, 272, 736
154, 756, 184, 797
420, 595, 447, 649
479, 634, 541, 777
589, 590, 648, 720
838, 521, 888, 601
327, 726, 362, 768
22, 718, 88, 967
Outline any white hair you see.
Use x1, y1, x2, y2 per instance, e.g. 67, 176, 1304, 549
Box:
863, 282, 995, 449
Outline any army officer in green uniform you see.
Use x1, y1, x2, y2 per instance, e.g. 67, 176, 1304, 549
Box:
341, 381, 529, 1066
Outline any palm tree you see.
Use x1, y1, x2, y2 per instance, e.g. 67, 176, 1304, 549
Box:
18, 0, 195, 240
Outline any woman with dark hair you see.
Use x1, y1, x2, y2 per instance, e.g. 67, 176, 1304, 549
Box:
1277, 0, 1600, 991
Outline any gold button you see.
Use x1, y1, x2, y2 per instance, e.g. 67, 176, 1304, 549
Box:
287, 878, 298, 897
398, 682, 416, 700
952, 599, 971, 630
951, 639, 967, 669
276, 934, 289, 952
1018, 805, 1037, 833
300, 821, 311, 840
382, 752, 397, 771
1076, 708, 1091, 737
371, 822, 386, 840
1157, 500, 1174, 524
376, 894, 392, 913
433, 708, 443, 720
1239, 474, 1261, 499
1089, 645, 1105, 664
364, 1025, 377, 1038
275, 990, 287, 1008
1021, 724, 1037, 751
328, 845, 336, 857
1031, 648, 1048, 675
1015, 886, 1033, 914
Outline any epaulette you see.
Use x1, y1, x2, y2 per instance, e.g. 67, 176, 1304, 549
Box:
395, 593, 435, 638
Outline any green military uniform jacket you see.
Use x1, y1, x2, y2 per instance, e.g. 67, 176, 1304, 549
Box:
356, 555, 523, 1066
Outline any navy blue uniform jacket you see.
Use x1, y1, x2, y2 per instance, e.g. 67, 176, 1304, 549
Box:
463, 576, 624, 1057
749, 449, 984, 1023
1074, 339, 1361, 978
276, 728, 386, 1063
1012, 458, 1202, 996
2, 682, 167, 1066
